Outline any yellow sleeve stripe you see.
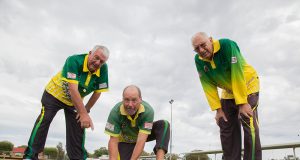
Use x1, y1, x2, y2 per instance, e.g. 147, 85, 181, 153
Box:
139, 129, 151, 135
104, 131, 120, 137
95, 88, 109, 93
61, 78, 78, 84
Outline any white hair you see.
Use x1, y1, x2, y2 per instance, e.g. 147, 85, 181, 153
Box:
91, 45, 110, 59
191, 32, 209, 42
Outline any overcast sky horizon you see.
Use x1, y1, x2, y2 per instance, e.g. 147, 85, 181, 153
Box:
1, 0, 300, 159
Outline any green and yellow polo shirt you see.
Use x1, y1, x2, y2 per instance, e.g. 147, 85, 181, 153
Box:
195, 39, 259, 111
45, 53, 109, 106
104, 101, 154, 143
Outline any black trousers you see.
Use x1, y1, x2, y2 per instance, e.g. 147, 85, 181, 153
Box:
118, 120, 170, 160
219, 93, 262, 160
23, 91, 87, 160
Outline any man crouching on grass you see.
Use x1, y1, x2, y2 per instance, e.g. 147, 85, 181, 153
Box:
104, 85, 170, 160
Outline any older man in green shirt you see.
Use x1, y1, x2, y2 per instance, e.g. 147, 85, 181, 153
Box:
24, 45, 109, 160
191, 32, 261, 160
105, 85, 170, 160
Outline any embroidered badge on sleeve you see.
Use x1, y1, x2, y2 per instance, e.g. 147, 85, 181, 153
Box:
198, 71, 202, 78
99, 83, 108, 89
231, 56, 237, 63
144, 122, 153, 130
105, 122, 115, 131
67, 72, 77, 79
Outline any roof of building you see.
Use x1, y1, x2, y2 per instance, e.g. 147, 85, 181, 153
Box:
12, 148, 26, 153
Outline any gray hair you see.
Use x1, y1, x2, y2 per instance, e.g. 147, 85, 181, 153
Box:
91, 45, 110, 59
191, 32, 209, 42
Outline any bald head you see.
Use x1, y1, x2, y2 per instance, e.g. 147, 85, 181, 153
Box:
123, 85, 142, 98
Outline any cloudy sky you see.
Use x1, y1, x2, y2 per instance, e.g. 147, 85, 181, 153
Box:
1, 0, 300, 159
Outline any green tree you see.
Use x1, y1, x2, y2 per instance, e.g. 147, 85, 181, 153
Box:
171, 153, 180, 160
44, 147, 58, 159
93, 147, 108, 158
87, 151, 93, 158
185, 152, 209, 160
0, 141, 14, 151
56, 142, 65, 160
17, 145, 27, 148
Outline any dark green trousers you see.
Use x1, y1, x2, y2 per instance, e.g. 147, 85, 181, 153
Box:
118, 120, 170, 160
23, 91, 87, 160
219, 93, 262, 160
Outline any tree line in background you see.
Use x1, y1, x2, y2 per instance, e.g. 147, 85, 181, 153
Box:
0, 140, 153, 159
0, 140, 212, 160
0, 141, 66, 159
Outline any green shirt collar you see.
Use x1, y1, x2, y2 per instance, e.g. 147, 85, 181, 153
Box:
120, 104, 145, 126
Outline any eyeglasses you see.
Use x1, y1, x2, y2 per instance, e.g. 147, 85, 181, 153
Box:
91, 55, 106, 65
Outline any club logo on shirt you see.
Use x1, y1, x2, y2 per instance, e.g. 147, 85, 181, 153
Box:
144, 122, 153, 129
121, 134, 136, 143
67, 72, 76, 79
121, 122, 127, 129
231, 56, 237, 63
105, 122, 115, 131
62, 81, 71, 99
99, 83, 107, 89
204, 65, 209, 72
